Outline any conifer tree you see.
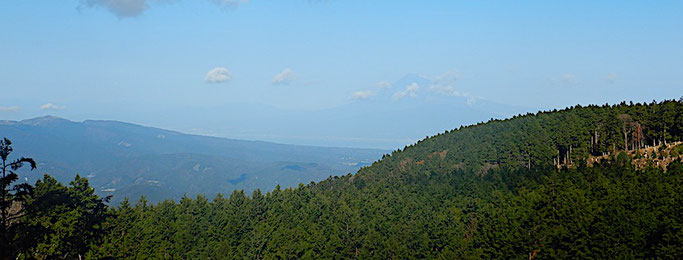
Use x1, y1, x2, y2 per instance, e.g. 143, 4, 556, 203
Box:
0, 138, 35, 259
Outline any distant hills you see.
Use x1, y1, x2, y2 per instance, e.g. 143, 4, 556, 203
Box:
97, 73, 532, 149
83, 100, 682, 258
0, 116, 386, 203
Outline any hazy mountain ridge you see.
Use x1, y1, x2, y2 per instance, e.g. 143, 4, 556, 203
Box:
1, 116, 386, 203
82, 100, 683, 259
109, 74, 534, 149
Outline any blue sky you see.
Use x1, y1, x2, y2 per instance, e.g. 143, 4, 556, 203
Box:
1, 1, 682, 148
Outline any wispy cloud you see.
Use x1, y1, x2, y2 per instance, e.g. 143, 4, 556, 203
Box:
434, 70, 460, 84
392, 83, 419, 100
351, 90, 375, 100
376, 80, 391, 89
425, 70, 480, 105
547, 73, 580, 86
560, 74, 578, 84
429, 85, 465, 97
428, 70, 464, 97
205, 67, 232, 83
0, 106, 21, 112
605, 73, 617, 84
80, 0, 163, 18
210, 0, 250, 9
81, 0, 249, 18
40, 103, 66, 111
272, 68, 295, 85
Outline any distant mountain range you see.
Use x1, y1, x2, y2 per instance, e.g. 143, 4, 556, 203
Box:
2, 74, 533, 150
66, 73, 533, 149
0, 116, 386, 203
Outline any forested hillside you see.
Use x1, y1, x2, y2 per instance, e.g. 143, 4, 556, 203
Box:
389, 100, 681, 172
0, 116, 385, 204
2, 100, 682, 259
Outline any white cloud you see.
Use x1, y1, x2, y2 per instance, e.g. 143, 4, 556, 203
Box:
272, 68, 295, 85
429, 85, 465, 97
40, 103, 66, 110
428, 70, 465, 97
81, 0, 155, 18
434, 70, 460, 84
351, 90, 375, 100
376, 80, 391, 89
81, 0, 249, 18
210, 0, 250, 8
605, 73, 617, 84
561, 74, 578, 84
205, 67, 232, 83
0, 106, 21, 112
392, 83, 419, 100
547, 73, 580, 86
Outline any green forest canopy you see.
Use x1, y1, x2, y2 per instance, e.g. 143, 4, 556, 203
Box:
2, 99, 682, 259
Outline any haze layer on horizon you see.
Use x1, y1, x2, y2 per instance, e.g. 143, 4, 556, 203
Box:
1, 1, 682, 149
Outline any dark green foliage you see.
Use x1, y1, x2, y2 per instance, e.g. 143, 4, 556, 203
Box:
5, 100, 683, 259
1, 137, 109, 259
1, 138, 36, 260
18, 175, 110, 259
85, 100, 682, 259
86, 157, 683, 259
387, 100, 682, 171
8, 175, 110, 259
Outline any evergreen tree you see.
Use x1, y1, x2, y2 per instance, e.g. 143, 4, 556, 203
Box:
0, 138, 36, 259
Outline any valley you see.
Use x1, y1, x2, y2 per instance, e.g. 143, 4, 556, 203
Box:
0, 116, 386, 204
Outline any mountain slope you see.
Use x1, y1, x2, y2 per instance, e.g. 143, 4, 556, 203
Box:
0, 116, 386, 203
382, 99, 682, 171
86, 99, 683, 259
